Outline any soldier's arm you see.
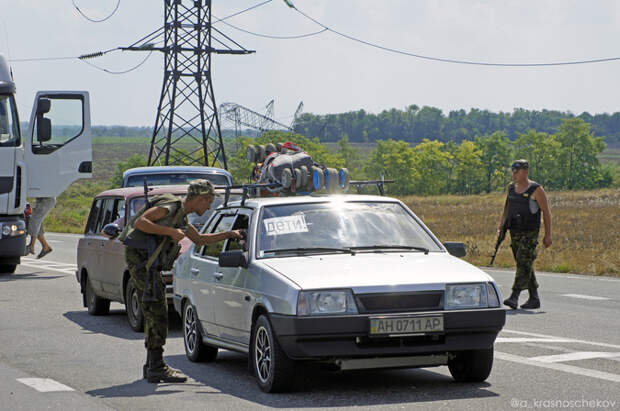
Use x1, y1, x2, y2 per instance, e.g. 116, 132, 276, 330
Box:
135, 206, 185, 243
533, 186, 552, 247
184, 224, 242, 246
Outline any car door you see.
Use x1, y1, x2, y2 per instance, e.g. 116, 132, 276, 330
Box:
78, 197, 102, 287
89, 197, 116, 297
99, 196, 125, 300
190, 211, 237, 338
212, 211, 253, 344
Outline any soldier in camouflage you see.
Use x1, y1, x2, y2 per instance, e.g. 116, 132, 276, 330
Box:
498, 160, 552, 310
127, 179, 242, 383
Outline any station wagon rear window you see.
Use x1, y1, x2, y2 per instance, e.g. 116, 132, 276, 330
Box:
125, 173, 229, 187
257, 201, 442, 258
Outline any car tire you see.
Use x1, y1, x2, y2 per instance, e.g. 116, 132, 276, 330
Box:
183, 301, 217, 362
0, 264, 17, 274
448, 347, 494, 382
246, 145, 256, 163
85, 277, 110, 316
252, 315, 295, 393
125, 279, 144, 332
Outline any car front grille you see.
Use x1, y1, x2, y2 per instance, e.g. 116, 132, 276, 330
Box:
355, 291, 444, 313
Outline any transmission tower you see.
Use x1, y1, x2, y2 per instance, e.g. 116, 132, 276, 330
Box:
126, 1, 254, 169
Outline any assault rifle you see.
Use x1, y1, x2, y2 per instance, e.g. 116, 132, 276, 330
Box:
489, 222, 507, 266
142, 178, 160, 303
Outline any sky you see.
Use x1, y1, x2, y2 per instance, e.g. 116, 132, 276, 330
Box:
3, 0, 620, 127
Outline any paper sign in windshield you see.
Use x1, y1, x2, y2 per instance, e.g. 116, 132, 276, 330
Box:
263, 215, 309, 236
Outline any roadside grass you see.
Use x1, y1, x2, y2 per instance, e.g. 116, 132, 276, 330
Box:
401, 189, 619, 276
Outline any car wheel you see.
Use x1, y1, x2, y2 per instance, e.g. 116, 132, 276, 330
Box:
252, 315, 295, 393
448, 347, 494, 382
0, 264, 17, 274
125, 279, 144, 332
85, 277, 110, 316
183, 301, 217, 362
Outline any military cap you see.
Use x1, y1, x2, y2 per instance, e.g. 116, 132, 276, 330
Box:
188, 179, 219, 197
511, 159, 529, 171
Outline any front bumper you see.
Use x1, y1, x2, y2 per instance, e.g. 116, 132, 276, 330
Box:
269, 308, 505, 360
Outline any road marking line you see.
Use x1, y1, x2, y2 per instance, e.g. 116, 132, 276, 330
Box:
503, 329, 620, 350
17, 378, 74, 392
562, 293, 611, 301
496, 337, 574, 344
19, 262, 76, 275
529, 352, 620, 363
495, 351, 620, 383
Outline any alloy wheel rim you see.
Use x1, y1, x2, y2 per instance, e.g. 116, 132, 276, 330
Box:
130, 289, 140, 320
255, 326, 271, 383
185, 305, 196, 353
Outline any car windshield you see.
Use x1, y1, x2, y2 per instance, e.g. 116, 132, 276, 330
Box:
257, 201, 442, 257
125, 173, 229, 187
0, 94, 20, 147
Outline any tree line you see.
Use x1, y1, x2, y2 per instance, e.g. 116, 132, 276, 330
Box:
293, 105, 620, 145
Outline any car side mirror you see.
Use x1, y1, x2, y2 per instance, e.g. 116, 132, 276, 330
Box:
103, 223, 122, 239
443, 242, 466, 258
36, 116, 52, 143
219, 250, 248, 268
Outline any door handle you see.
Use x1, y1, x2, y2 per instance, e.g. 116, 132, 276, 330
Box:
190, 268, 200, 276
213, 272, 224, 280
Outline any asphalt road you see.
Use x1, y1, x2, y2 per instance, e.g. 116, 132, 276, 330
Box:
0, 232, 618, 411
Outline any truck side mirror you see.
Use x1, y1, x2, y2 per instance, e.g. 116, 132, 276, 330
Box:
443, 242, 466, 258
36, 98, 51, 115
36, 116, 52, 143
219, 250, 248, 268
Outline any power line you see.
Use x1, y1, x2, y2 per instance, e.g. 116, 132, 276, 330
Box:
213, 0, 273, 24
72, 0, 121, 23
80, 50, 153, 74
287, 3, 620, 67
214, 18, 327, 40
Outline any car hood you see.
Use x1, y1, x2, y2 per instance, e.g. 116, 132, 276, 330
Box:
262, 252, 494, 292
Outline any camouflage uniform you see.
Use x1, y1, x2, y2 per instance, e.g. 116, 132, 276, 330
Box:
509, 230, 539, 291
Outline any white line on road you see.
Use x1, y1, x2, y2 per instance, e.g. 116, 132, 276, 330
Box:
562, 293, 611, 301
529, 352, 620, 363
496, 337, 575, 344
17, 378, 74, 392
503, 329, 620, 350
19, 258, 76, 275
495, 351, 620, 383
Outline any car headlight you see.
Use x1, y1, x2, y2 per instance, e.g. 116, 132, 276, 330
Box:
1, 221, 26, 237
487, 283, 500, 308
297, 290, 358, 316
445, 283, 489, 309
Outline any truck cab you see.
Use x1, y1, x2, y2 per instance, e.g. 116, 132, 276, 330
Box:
0, 54, 92, 273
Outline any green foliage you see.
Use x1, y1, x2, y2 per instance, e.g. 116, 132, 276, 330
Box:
109, 153, 147, 187
452, 140, 485, 194
474, 132, 513, 193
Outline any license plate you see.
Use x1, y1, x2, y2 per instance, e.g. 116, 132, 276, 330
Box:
369, 315, 444, 336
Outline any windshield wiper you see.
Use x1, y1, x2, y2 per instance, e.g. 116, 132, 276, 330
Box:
349, 245, 429, 254
262, 247, 356, 256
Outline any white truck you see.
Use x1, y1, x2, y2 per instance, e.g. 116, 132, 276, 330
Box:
0, 54, 92, 273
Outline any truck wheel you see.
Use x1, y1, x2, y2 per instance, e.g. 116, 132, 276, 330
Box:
183, 301, 217, 362
85, 277, 110, 316
448, 347, 494, 382
125, 279, 144, 332
252, 315, 295, 393
0, 264, 17, 274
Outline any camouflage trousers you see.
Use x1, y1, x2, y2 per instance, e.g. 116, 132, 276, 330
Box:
126, 247, 168, 350
509, 230, 540, 292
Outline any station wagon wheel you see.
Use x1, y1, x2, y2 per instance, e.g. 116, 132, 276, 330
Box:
448, 347, 494, 382
85, 276, 110, 316
252, 315, 295, 392
183, 301, 217, 362
125, 279, 144, 332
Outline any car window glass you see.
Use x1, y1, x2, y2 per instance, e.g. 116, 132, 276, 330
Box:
129, 194, 186, 218
126, 173, 230, 187
85, 199, 102, 234
95, 198, 116, 234
0, 95, 20, 147
201, 215, 237, 259
32, 96, 83, 154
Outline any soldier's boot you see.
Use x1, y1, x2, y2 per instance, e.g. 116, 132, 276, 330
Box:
146, 348, 188, 383
503, 289, 520, 309
520, 288, 541, 309
142, 350, 151, 379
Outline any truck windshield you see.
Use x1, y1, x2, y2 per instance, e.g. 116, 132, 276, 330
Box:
257, 201, 442, 258
0, 95, 20, 147
125, 173, 230, 187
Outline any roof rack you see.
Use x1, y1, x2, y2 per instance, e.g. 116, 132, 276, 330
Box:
349, 179, 395, 196
215, 183, 282, 207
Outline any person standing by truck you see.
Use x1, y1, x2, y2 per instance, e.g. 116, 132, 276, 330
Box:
27, 197, 56, 259
123, 179, 242, 383
499, 160, 552, 310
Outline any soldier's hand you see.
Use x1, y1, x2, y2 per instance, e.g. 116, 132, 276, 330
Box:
543, 234, 552, 248
229, 229, 244, 240
169, 228, 185, 243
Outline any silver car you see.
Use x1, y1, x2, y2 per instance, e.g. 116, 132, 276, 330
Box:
173, 194, 506, 392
